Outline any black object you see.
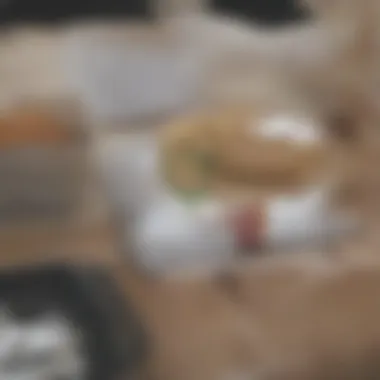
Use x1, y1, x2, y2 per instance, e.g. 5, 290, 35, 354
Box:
0, 263, 148, 380
0, 0, 309, 26
212, 0, 310, 25
0, 0, 153, 25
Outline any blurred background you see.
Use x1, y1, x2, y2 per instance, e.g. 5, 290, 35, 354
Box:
1, 0, 380, 379
0, 2, 329, 379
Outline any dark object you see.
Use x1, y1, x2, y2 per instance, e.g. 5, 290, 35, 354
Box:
0, 263, 148, 380
0, 0, 308, 26
0, 0, 153, 25
212, 0, 310, 25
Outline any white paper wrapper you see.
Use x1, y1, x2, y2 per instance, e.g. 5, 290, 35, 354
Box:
265, 188, 356, 251
133, 196, 235, 273
132, 188, 356, 274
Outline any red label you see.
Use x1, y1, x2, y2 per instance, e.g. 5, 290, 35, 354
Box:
229, 204, 265, 253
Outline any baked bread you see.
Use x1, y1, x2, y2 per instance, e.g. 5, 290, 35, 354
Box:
160, 106, 332, 201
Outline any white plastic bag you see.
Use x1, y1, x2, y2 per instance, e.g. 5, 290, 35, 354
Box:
65, 25, 205, 123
